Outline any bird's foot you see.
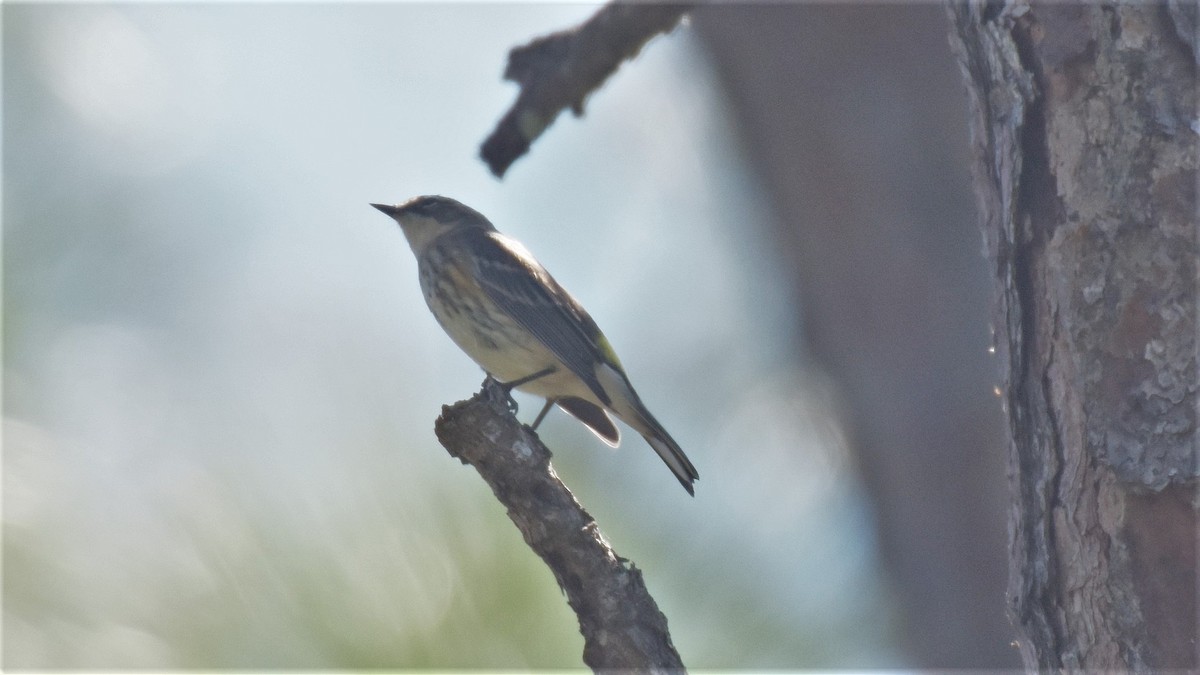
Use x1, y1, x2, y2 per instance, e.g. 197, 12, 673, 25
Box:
480, 375, 519, 415
482, 366, 556, 417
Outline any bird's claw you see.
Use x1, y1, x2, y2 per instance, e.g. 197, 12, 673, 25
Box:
481, 375, 520, 415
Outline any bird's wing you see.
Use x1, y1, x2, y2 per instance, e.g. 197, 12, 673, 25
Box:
556, 397, 620, 446
468, 231, 614, 406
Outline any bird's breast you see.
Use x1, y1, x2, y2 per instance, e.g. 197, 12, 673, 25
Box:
417, 255, 593, 403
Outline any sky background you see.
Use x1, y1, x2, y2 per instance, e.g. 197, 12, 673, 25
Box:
4, 3, 901, 668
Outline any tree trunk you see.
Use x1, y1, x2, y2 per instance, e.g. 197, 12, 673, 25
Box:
949, 1, 1198, 669
693, 6, 1016, 667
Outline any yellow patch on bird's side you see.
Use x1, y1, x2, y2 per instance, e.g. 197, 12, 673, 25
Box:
595, 334, 623, 369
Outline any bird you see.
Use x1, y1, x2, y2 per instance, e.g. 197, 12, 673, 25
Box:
371, 195, 698, 495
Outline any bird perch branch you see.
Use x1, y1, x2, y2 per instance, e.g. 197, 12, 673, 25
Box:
480, 2, 692, 177
433, 378, 686, 670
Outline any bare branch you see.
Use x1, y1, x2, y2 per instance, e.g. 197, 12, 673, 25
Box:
480, 3, 692, 178
434, 378, 686, 671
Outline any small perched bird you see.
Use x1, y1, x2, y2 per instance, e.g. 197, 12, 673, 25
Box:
372, 196, 698, 495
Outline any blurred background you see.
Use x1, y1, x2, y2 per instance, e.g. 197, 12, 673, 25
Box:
4, 3, 1013, 669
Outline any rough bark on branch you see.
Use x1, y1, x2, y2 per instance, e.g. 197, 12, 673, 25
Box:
949, 1, 1198, 669
480, 2, 691, 177
433, 378, 685, 671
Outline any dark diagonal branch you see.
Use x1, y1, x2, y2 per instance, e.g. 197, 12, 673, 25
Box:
433, 378, 686, 671
480, 2, 692, 177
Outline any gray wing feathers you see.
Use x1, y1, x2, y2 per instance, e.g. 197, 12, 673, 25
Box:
469, 232, 611, 405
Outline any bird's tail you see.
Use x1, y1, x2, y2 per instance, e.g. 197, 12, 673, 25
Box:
642, 416, 699, 496
596, 363, 698, 495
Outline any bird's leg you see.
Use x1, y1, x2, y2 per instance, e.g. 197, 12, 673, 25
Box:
500, 365, 557, 392
530, 399, 556, 431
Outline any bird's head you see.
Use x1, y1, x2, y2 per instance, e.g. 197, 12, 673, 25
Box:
371, 195, 495, 255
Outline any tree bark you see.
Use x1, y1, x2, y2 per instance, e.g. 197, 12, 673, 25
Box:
949, 1, 1198, 669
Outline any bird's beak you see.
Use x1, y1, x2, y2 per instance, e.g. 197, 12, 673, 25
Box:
370, 203, 401, 217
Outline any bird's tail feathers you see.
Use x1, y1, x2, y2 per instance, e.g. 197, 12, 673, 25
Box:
596, 363, 698, 495
648, 422, 700, 497
639, 411, 699, 496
